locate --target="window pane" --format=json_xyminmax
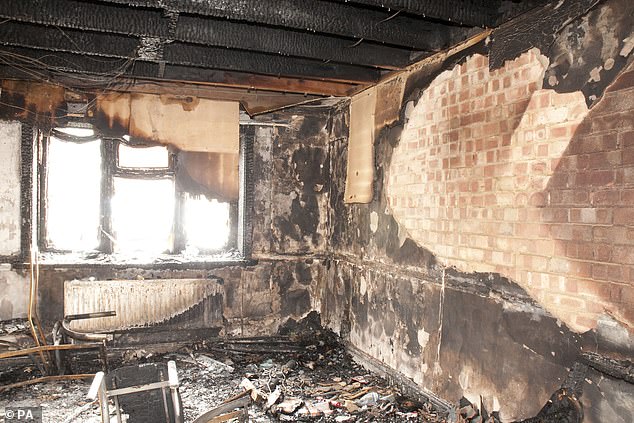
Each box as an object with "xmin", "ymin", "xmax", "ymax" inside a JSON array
[
  {"xmin": 184, "ymin": 195, "xmax": 231, "ymax": 252},
  {"xmin": 111, "ymin": 178, "xmax": 174, "ymax": 254},
  {"xmin": 46, "ymin": 137, "xmax": 101, "ymax": 251},
  {"xmin": 118, "ymin": 144, "xmax": 169, "ymax": 168}
]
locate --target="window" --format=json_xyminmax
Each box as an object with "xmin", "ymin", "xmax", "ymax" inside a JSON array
[{"xmin": 39, "ymin": 126, "xmax": 242, "ymax": 261}]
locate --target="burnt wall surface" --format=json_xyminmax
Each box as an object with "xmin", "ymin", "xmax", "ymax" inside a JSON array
[
  {"xmin": 320, "ymin": 0, "xmax": 634, "ymax": 421},
  {"xmin": 0, "ymin": 106, "xmax": 331, "ymax": 335}
]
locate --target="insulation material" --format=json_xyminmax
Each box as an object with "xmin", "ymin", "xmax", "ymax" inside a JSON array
[
  {"xmin": 344, "ymin": 87, "xmax": 376, "ymax": 203},
  {"xmin": 96, "ymin": 93, "xmax": 239, "ymax": 154},
  {"xmin": 64, "ymin": 278, "xmax": 224, "ymax": 331},
  {"xmin": 177, "ymin": 151, "xmax": 239, "ymax": 201}
]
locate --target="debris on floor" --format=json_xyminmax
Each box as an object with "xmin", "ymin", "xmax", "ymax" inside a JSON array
[
  {"xmin": 0, "ymin": 312, "xmax": 452, "ymax": 422},
  {"xmin": 457, "ymin": 397, "xmax": 501, "ymax": 423}
]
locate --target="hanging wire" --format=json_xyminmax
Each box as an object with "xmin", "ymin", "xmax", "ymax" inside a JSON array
[{"xmin": 0, "ymin": 48, "xmax": 138, "ymax": 124}]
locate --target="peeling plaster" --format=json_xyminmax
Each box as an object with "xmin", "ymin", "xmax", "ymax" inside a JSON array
[
  {"xmin": 0, "ymin": 120, "xmax": 21, "ymax": 255},
  {"xmin": 0, "ymin": 268, "xmax": 28, "ymax": 320}
]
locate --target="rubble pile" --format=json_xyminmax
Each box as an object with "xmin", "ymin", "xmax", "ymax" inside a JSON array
[
  {"xmin": 0, "ymin": 313, "xmax": 452, "ymax": 422},
  {"xmin": 457, "ymin": 397, "xmax": 501, "ymax": 423},
  {"xmin": 177, "ymin": 311, "xmax": 450, "ymax": 422}
]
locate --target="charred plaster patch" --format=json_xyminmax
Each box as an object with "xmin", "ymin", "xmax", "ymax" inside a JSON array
[
  {"xmin": 271, "ymin": 137, "xmax": 328, "ymax": 252},
  {"xmin": 281, "ymin": 288, "xmax": 311, "ymax": 317},
  {"xmin": 581, "ymin": 368, "xmax": 634, "ymax": 423},
  {"xmin": 273, "ymin": 263, "xmax": 295, "ymax": 294},
  {"xmin": 489, "ymin": 0, "xmax": 600, "ymax": 70},
  {"xmin": 0, "ymin": 81, "xmax": 66, "ymax": 127},
  {"xmin": 295, "ymin": 261, "xmax": 313, "ymax": 285},
  {"xmin": 298, "ymin": 115, "xmax": 327, "ymax": 139},
  {"xmin": 543, "ymin": 0, "xmax": 634, "ymax": 106}
]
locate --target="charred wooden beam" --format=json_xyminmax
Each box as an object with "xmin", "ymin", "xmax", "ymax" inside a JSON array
[
  {"xmin": 78, "ymin": 0, "xmax": 466, "ymax": 50},
  {"xmin": 0, "ymin": 25, "xmax": 379, "ymax": 84},
  {"xmin": 161, "ymin": 44, "xmax": 379, "ymax": 84},
  {"xmin": 0, "ymin": 22, "xmax": 139, "ymax": 59},
  {"xmin": 489, "ymin": 0, "xmax": 601, "ymax": 69},
  {"xmin": 0, "ymin": 47, "xmax": 362, "ymax": 96},
  {"xmin": 0, "ymin": 1, "xmax": 417, "ymax": 69},
  {"xmin": 175, "ymin": 16, "xmax": 417, "ymax": 70},
  {"xmin": 330, "ymin": 0, "xmax": 498, "ymax": 27}
]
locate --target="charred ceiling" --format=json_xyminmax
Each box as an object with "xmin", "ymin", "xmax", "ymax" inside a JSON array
[{"xmin": 0, "ymin": 0, "xmax": 549, "ymax": 102}]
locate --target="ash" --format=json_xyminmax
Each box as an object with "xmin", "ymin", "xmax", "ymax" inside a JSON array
[{"xmin": 0, "ymin": 313, "xmax": 448, "ymax": 422}]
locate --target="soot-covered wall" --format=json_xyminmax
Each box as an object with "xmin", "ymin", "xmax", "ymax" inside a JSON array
[
  {"xmin": 0, "ymin": 106, "xmax": 331, "ymax": 336},
  {"xmin": 320, "ymin": 0, "xmax": 634, "ymax": 421}
]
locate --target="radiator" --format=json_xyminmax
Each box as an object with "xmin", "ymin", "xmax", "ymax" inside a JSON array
[{"xmin": 64, "ymin": 278, "xmax": 224, "ymax": 332}]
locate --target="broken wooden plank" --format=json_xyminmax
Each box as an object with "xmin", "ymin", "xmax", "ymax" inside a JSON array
[{"xmin": 192, "ymin": 391, "xmax": 251, "ymax": 423}]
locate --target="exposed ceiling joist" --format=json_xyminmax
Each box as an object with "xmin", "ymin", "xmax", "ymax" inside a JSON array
[
  {"xmin": 0, "ymin": 0, "xmax": 543, "ymax": 110},
  {"xmin": 75, "ymin": 0, "xmax": 469, "ymax": 50},
  {"xmin": 0, "ymin": 23, "xmax": 379, "ymax": 85},
  {"xmin": 0, "ymin": 47, "xmax": 361, "ymax": 97},
  {"xmin": 330, "ymin": 0, "xmax": 498, "ymax": 27},
  {"xmin": 175, "ymin": 16, "xmax": 417, "ymax": 70},
  {"xmin": 0, "ymin": 0, "xmax": 418, "ymax": 70}
]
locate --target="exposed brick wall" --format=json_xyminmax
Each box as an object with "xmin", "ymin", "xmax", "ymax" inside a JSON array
[{"xmin": 387, "ymin": 49, "xmax": 634, "ymax": 333}]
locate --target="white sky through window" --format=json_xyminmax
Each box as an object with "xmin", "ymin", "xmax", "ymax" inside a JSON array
[
  {"xmin": 184, "ymin": 195, "xmax": 230, "ymax": 251},
  {"xmin": 111, "ymin": 178, "xmax": 175, "ymax": 254},
  {"xmin": 46, "ymin": 136, "xmax": 101, "ymax": 251}
]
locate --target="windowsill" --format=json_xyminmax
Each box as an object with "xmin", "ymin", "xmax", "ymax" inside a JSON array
[{"xmin": 26, "ymin": 251, "xmax": 256, "ymax": 269}]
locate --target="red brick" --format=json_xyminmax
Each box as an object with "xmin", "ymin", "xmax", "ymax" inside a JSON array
[
  {"xmin": 571, "ymin": 225, "xmax": 593, "ymax": 241},
  {"xmin": 590, "ymin": 190, "xmax": 620, "ymax": 206},
  {"xmin": 622, "ymin": 148, "xmax": 634, "ymax": 165},
  {"xmin": 592, "ymin": 263, "xmax": 609, "ymax": 280},
  {"xmin": 616, "ymin": 166, "xmax": 634, "ymax": 184},
  {"xmin": 591, "ymin": 112, "xmax": 634, "ymax": 133},
  {"xmin": 549, "ymin": 126, "xmax": 568, "ymax": 138},
  {"xmin": 607, "ymin": 266, "xmax": 624, "ymax": 282},
  {"xmin": 606, "ymin": 69, "xmax": 634, "ymax": 93},
  {"xmin": 529, "ymin": 192, "xmax": 547, "ymax": 207},
  {"xmin": 576, "ymin": 243, "xmax": 594, "ymax": 260},
  {"xmin": 556, "ymin": 156, "xmax": 577, "ymax": 171},
  {"xmin": 613, "ymin": 245, "xmax": 634, "ymax": 264},
  {"xmin": 613, "ymin": 208, "xmax": 634, "ymax": 226},
  {"xmin": 577, "ymin": 279, "xmax": 611, "ymax": 297},
  {"xmin": 588, "ymin": 151, "xmax": 622, "ymax": 169},
  {"xmin": 558, "ymin": 295, "xmax": 586, "ymax": 309},
  {"xmin": 570, "ymin": 261, "xmax": 593, "ymax": 278},
  {"xmin": 575, "ymin": 170, "xmax": 615, "ymax": 187},
  {"xmin": 570, "ymin": 134, "xmax": 618, "ymax": 154},
  {"xmin": 619, "ymin": 130, "xmax": 634, "ymax": 148},
  {"xmin": 574, "ymin": 315, "xmax": 598, "ymax": 330}
]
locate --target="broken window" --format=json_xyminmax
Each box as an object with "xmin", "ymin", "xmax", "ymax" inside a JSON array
[
  {"xmin": 43, "ymin": 128, "xmax": 101, "ymax": 251},
  {"xmin": 39, "ymin": 127, "xmax": 244, "ymax": 261}
]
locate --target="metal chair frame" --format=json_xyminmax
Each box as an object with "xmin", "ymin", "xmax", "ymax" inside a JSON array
[{"xmin": 87, "ymin": 360, "xmax": 184, "ymax": 423}]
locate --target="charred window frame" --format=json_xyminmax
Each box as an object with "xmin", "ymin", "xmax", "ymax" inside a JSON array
[
  {"xmin": 100, "ymin": 139, "xmax": 178, "ymax": 254},
  {"xmin": 37, "ymin": 126, "xmax": 252, "ymax": 261}
]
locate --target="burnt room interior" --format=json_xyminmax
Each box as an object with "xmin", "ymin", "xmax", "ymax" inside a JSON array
[{"xmin": 0, "ymin": 0, "xmax": 633, "ymax": 422}]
